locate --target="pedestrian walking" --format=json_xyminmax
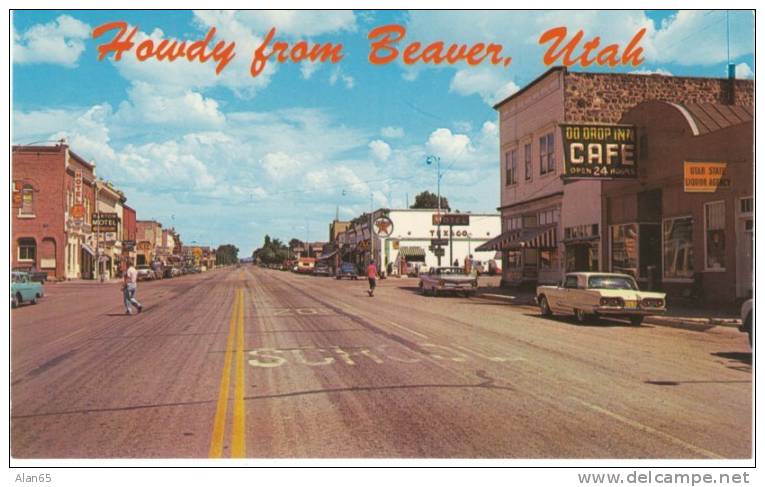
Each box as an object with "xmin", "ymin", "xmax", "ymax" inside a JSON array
[
  {"xmin": 123, "ymin": 258, "xmax": 143, "ymax": 315},
  {"xmin": 367, "ymin": 259, "xmax": 378, "ymax": 297}
]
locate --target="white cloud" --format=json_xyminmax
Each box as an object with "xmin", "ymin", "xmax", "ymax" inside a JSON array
[
  {"xmin": 215, "ymin": 10, "xmax": 357, "ymax": 37},
  {"xmin": 300, "ymin": 61, "xmax": 321, "ymax": 80},
  {"xmin": 114, "ymin": 81, "xmax": 226, "ymax": 129},
  {"xmin": 380, "ymin": 126, "xmax": 405, "ymax": 139},
  {"xmin": 450, "ymin": 68, "xmax": 520, "ymax": 106},
  {"xmin": 426, "ymin": 128, "xmax": 472, "ymax": 163},
  {"xmin": 629, "ymin": 68, "xmax": 673, "ymax": 76},
  {"xmin": 369, "ymin": 140, "xmax": 392, "ymax": 162},
  {"xmin": 13, "ymin": 14, "xmax": 90, "ymax": 67},
  {"xmin": 735, "ymin": 62, "xmax": 754, "ymax": 79},
  {"xmin": 262, "ymin": 152, "xmax": 303, "ymax": 180},
  {"xmin": 329, "ymin": 67, "xmax": 355, "ymax": 89}
]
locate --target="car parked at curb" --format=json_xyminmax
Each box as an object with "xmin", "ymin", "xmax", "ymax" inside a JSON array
[
  {"xmin": 135, "ymin": 265, "xmax": 156, "ymax": 281},
  {"xmin": 11, "ymin": 271, "xmax": 44, "ymax": 308},
  {"xmin": 536, "ymin": 272, "xmax": 666, "ymax": 325},
  {"xmin": 419, "ymin": 266, "xmax": 478, "ymax": 297},
  {"xmin": 313, "ymin": 262, "xmax": 331, "ymax": 276},
  {"xmin": 739, "ymin": 298, "xmax": 753, "ymax": 346},
  {"xmin": 12, "ymin": 266, "xmax": 47, "ymax": 284},
  {"xmin": 336, "ymin": 262, "xmax": 359, "ymax": 280}
]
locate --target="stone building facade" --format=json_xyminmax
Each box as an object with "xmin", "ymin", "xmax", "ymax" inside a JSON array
[{"xmin": 488, "ymin": 67, "xmax": 753, "ymax": 290}]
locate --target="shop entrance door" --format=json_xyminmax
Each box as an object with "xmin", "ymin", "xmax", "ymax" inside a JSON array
[{"xmin": 738, "ymin": 217, "xmax": 753, "ymax": 298}]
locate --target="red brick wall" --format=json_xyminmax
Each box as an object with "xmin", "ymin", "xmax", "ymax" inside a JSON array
[
  {"xmin": 12, "ymin": 146, "xmax": 97, "ymax": 279},
  {"xmin": 564, "ymin": 72, "xmax": 754, "ymax": 123},
  {"xmin": 12, "ymin": 147, "xmax": 66, "ymax": 278},
  {"xmin": 123, "ymin": 205, "xmax": 137, "ymax": 241}
]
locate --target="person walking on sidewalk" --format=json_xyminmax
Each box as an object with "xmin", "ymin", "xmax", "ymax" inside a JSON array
[
  {"xmin": 367, "ymin": 259, "xmax": 378, "ymax": 297},
  {"xmin": 123, "ymin": 258, "xmax": 143, "ymax": 315}
]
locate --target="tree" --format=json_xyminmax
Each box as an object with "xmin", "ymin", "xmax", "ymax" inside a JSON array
[
  {"xmin": 410, "ymin": 190, "xmax": 450, "ymax": 210},
  {"xmin": 216, "ymin": 244, "xmax": 239, "ymax": 266},
  {"xmin": 253, "ymin": 234, "xmax": 291, "ymax": 265}
]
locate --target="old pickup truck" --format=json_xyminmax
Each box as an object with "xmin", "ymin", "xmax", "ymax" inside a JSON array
[
  {"xmin": 536, "ymin": 272, "xmax": 666, "ymax": 325},
  {"xmin": 419, "ymin": 266, "xmax": 478, "ymax": 297}
]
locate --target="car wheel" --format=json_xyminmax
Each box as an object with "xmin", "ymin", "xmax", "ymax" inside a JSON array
[
  {"xmin": 30, "ymin": 295, "xmax": 37, "ymax": 305},
  {"xmin": 630, "ymin": 315, "xmax": 644, "ymax": 326},
  {"xmin": 574, "ymin": 308, "xmax": 589, "ymax": 323},
  {"xmin": 745, "ymin": 315, "xmax": 752, "ymax": 346},
  {"xmin": 12, "ymin": 294, "xmax": 20, "ymax": 308},
  {"xmin": 539, "ymin": 296, "xmax": 552, "ymax": 316}
]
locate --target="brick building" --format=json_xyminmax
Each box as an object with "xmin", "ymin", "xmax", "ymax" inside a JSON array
[
  {"xmin": 603, "ymin": 101, "xmax": 753, "ymax": 303},
  {"xmin": 12, "ymin": 143, "xmax": 98, "ymax": 280},
  {"xmin": 136, "ymin": 220, "xmax": 163, "ymax": 266},
  {"xmin": 122, "ymin": 205, "xmax": 137, "ymax": 267},
  {"xmin": 483, "ymin": 67, "xmax": 753, "ymax": 291}
]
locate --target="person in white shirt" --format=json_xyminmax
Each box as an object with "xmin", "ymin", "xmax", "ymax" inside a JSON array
[{"xmin": 123, "ymin": 259, "xmax": 143, "ymax": 315}]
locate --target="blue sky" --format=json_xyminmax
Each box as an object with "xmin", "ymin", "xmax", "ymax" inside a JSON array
[{"xmin": 12, "ymin": 10, "xmax": 754, "ymax": 254}]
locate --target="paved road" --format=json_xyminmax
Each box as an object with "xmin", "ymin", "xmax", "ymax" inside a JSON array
[{"xmin": 10, "ymin": 267, "xmax": 752, "ymax": 459}]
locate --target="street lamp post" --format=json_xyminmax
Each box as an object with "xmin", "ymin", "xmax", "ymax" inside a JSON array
[{"xmin": 426, "ymin": 155, "xmax": 443, "ymax": 266}]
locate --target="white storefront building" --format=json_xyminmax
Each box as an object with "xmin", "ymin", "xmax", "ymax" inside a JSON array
[{"xmin": 340, "ymin": 208, "xmax": 501, "ymax": 276}]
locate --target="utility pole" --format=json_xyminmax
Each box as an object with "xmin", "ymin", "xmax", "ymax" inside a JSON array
[
  {"xmin": 426, "ymin": 155, "xmax": 443, "ymax": 266},
  {"xmin": 369, "ymin": 193, "xmax": 375, "ymax": 265}
]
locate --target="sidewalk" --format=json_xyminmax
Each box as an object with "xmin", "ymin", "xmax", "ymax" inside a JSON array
[{"xmin": 474, "ymin": 282, "xmax": 742, "ymax": 329}]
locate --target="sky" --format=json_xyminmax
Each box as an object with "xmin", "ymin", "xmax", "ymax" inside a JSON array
[{"xmin": 11, "ymin": 10, "xmax": 755, "ymax": 255}]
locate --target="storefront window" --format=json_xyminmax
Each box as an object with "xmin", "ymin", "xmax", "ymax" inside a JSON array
[
  {"xmin": 662, "ymin": 217, "xmax": 694, "ymax": 279},
  {"xmin": 610, "ymin": 224, "xmax": 638, "ymax": 277},
  {"xmin": 507, "ymin": 251, "xmax": 522, "ymax": 269},
  {"xmin": 705, "ymin": 201, "xmax": 725, "ymax": 270},
  {"xmin": 539, "ymin": 250, "xmax": 553, "ymax": 269}
]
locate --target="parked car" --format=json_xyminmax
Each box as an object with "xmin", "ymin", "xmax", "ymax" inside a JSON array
[
  {"xmin": 313, "ymin": 262, "xmax": 331, "ymax": 276},
  {"xmin": 336, "ymin": 262, "xmax": 359, "ymax": 280},
  {"xmin": 739, "ymin": 298, "xmax": 753, "ymax": 346},
  {"xmin": 536, "ymin": 272, "xmax": 666, "ymax": 325},
  {"xmin": 12, "ymin": 266, "xmax": 47, "ymax": 284},
  {"xmin": 11, "ymin": 271, "xmax": 44, "ymax": 308},
  {"xmin": 136, "ymin": 265, "xmax": 156, "ymax": 281},
  {"xmin": 419, "ymin": 266, "xmax": 478, "ymax": 297}
]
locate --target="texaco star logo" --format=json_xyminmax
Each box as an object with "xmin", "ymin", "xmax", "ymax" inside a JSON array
[{"xmin": 373, "ymin": 217, "xmax": 394, "ymax": 237}]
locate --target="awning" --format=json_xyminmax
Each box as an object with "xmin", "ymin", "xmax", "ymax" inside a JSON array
[
  {"xmin": 476, "ymin": 225, "xmax": 557, "ymax": 252},
  {"xmin": 398, "ymin": 246, "xmax": 426, "ymax": 260},
  {"xmin": 317, "ymin": 250, "xmax": 339, "ymax": 261},
  {"xmin": 562, "ymin": 235, "xmax": 600, "ymax": 245},
  {"xmin": 81, "ymin": 243, "xmax": 95, "ymax": 257}
]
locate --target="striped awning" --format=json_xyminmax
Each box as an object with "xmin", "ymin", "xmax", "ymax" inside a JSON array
[
  {"xmin": 476, "ymin": 225, "xmax": 557, "ymax": 252},
  {"xmin": 398, "ymin": 246, "xmax": 426, "ymax": 258}
]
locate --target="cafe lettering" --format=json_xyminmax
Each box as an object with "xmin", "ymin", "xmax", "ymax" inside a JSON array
[{"xmin": 561, "ymin": 124, "xmax": 637, "ymax": 179}]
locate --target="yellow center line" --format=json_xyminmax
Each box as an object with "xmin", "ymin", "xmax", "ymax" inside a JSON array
[
  {"xmin": 231, "ymin": 288, "xmax": 247, "ymax": 457},
  {"xmin": 208, "ymin": 289, "xmax": 240, "ymax": 458}
]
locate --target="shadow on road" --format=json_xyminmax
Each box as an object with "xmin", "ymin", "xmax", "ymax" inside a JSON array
[
  {"xmin": 523, "ymin": 314, "xmax": 653, "ymax": 328},
  {"xmin": 711, "ymin": 351, "xmax": 752, "ymax": 366}
]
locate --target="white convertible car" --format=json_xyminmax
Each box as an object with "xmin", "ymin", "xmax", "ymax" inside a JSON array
[{"xmin": 536, "ymin": 272, "xmax": 666, "ymax": 325}]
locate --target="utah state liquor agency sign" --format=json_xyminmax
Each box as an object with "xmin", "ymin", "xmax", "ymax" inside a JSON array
[{"xmin": 561, "ymin": 123, "xmax": 637, "ymax": 179}]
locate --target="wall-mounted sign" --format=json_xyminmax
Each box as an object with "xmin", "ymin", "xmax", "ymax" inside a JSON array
[
  {"xmin": 92, "ymin": 212, "xmax": 119, "ymax": 233},
  {"xmin": 137, "ymin": 241, "xmax": 152, "ymax": 251},
  {"xmin": 561, "ymin": 124, "xmax": 637, "ymax": 179},
  {"xmin": 373, "ymin": 216, "xmax": 394, "ymax": 237},
  {"xmin": 684, "ymin": 162, "xmax": 731, "ymax": 193},
  {"xmin": 433, "ymin": 213, "xmax": 470, "ymax": 226}
]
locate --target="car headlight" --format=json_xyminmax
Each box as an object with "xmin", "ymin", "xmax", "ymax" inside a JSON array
[
  {"xmin": 600, "ymin": 297, "xmax": 624, "ymax": 307},
  {"xmin": 641, "ymin": 298, "xmax": 664, "ymax": 308}
]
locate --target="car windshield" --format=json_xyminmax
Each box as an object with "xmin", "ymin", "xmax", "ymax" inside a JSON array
[
  {"xmin": 588, "ymin": 275, "xmax": 638, "ymax": 290},
  {"xmin": 437, "ymin": 267, "xmax": 466, "ymax": 275}
]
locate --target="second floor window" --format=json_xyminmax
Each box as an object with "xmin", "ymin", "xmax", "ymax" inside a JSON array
[
  {"xmin": 524, "ymin": 143, "xmax": 532, "ymax": 180},
  {"xmin": 505, "ymin": 149, "xmax": 517, "ymax": 186},
  {"xmin": 20, "ymin": 185, "xmax": 34, "ymax": 215},
  {"xmin": 539, "ymin": 133, "xmax": 555, "ymax": 175}
]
